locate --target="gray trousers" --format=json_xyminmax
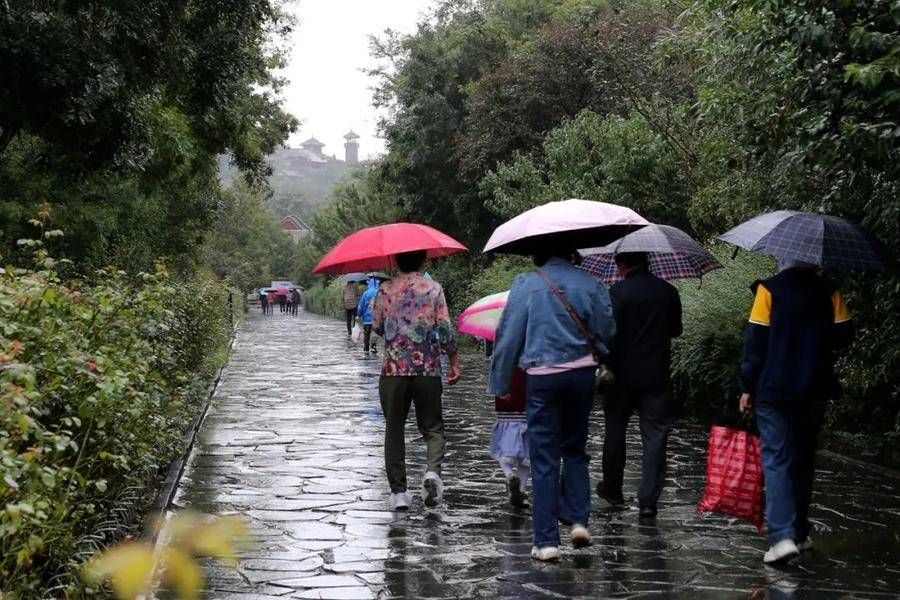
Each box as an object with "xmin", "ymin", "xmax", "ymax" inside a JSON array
[{"xmin": 379, "ymin": 376, "xmax": 445, "ymax": 493}]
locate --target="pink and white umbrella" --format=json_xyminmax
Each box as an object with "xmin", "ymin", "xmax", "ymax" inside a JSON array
[
  {"xmin": 457, "ymin": 291, "xmax": 509, "ymax": 342},
  {"xmin": 483, "ymin": 198, "xmax": 649, "ymax": 255}
]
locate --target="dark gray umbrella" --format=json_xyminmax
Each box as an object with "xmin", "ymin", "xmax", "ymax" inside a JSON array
[
  {"xmin": 342, "ymin": 272, "xmax": 369, "ymax": 283},
  {"xmin": 718, "ymin": 210, "xmax": 887, "ymax": 271},
  {"xmin": 579, "ymin": 224, "xmax": 721, "ymax": 283}
]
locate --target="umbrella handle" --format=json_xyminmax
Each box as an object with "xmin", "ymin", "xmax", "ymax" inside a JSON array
[{"xmin": 731, "ymin": 247, "xmax": 740, "ymax": 260}]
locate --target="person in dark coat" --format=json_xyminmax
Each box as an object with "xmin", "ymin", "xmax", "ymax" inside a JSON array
[
  {"xmin": 739, "ymin": 258, "xmax": 853, "ymax": 564},
  {"xmin": 599, "ymin": 252, "xmax": 682, "ymax": 520}
]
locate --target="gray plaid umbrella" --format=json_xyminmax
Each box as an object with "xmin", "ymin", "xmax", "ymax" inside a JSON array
[
  {"xmin": 718, "ymin": 210, "xmax": 887, "ymax": 271},
  {"xmin": 342, "ymin": 272, "xmax": 369, "ymax": 283},
  {"xmin": 579, "ymin": 224, "xmax": 721, "ymax": 283}
]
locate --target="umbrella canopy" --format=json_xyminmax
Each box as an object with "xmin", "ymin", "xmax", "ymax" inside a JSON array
[
  {"xmin": 580, "ymin": 224, "xmax": 722, "ymax": 283},
  {"xmin": 342, "ymin": 272, "xmax": 369, "ymax": 283},
  {"xmin": 366, "ymin": 272, "xmax": 391, "ymax": 281},
  {"xmin": 718, "ymin": 210, "xmax": 887, "ymax": 271},
  {"xmin": 483, "ymin": 198, "xmax": 649, "ymax": 255},
  {"xmin": 457, "ymin": 291, "xmax": 509, "ymax": 342},
  {"xmin": 276, "ymin": 287, "xmax": 290, "ymax": 295},
  {"xmin": 312, "ymin": 223, "xmax": 468, "ymax": 275}
]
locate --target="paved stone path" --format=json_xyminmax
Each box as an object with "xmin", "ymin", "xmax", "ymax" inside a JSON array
[{"xmin": 174, "ymin": 308, "xmax": 900, "ymax": 599}]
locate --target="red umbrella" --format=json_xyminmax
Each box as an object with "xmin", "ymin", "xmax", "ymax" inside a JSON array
[{"xmin": 312, "ymin": 223, "xmax": 468, "ymax": 275}]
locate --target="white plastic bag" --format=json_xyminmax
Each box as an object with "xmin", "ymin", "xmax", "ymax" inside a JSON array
[{"xmin": 351, "ymin": 323, "xmax": 362, "ymax": 343}]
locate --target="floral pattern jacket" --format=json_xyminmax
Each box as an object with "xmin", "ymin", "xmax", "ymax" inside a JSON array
[{"xmin": 372, "ymin": 272, "xmax": 457, "ymax": 377}]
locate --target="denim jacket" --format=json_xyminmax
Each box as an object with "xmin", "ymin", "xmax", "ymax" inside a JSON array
[{"xmin": 487, "ymin": 258, "xmax": 616, "ymax": 396}]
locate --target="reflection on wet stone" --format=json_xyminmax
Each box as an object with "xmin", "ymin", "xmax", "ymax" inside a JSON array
[{"xmin": 175, "ymin": 310, "xmax": 900, "ymax": 599}]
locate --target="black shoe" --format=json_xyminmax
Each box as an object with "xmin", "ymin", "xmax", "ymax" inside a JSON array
[
  {"xmin": 639, "ymin": 506, "xmax": 657, "ymax": 521},
  {"xmin": 508, "ymin": 476, "xmax": 528, "ymax": 509},
  {"xmin": 596, "ymin": 483, "xmax": 625, "ymax": 507}
]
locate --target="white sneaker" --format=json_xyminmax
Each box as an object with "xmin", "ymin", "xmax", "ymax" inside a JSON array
[
  {"xmin": 764, "ymin": 539, "xmax": 800, "ymax": 564},
  {"xmin": 389, "ymin": 492, "xmax": 411, "ymax": 511},
  {"xmin": 796, "ymin": 537, "xmax": 813, "ymax": 552},
  {"xmin": 422, "ymin": 471, "xmax": 443, "ymax": 507},
  {"xmin": 569, "ymin": 523, "xmax": 591, "ymax": 547},
  {"xmin": 530, "ymin": 546, "xmax": 561, "ymax": 562}
]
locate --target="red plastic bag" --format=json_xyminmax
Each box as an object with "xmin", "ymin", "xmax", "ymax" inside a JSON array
[{"xmin": 696, "ymin": 425, "xmax": 764, "ymax": 531}]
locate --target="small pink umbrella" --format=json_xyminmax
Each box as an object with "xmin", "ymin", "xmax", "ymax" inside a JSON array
[
  {"xmin": 484, "ymin": 198, "xmax": 649, "ymax": 255},
  {"xmin": 457, "ymin": 291, "xmax": 509, "ymax": 341}
]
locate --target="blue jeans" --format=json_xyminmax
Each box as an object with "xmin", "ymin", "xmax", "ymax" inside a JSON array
[
  {"xmin": 755, "ymin": 402, "xmax": 824, "ymax": 545},
  {"xmin": 526, "ymin": 368, "xmax": 594, "ymax": 548}
]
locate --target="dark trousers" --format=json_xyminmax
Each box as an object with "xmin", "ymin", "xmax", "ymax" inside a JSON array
[
  {"xmin": 379, "ymin": 376, "xmax": 445, "ymax": 493},
  {"xmin": 602, "ymin": 388, "xmax": 673, "ymax": 508},
  {"xmin": 526, "ymin": 368, "xmax": 594, "ymax": 547},
  {"xmin": 345, "ymin": 309, "xmax": 355, "ymax": 335},
  {"xmin": 756, "ymin": 402, "xmax": 824, "ymax": 544},
  {"xmin": 363, "ymin": 324, "xmax": 373, "ymax": 352}
]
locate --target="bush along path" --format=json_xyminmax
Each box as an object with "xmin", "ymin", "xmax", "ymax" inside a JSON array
[
  {"xmin": 174, "ymin": 308, "xmax": 900, "ymax": 599},
  {"xmin": 0, "ymin": 229, "xmax": 240, "ymax": 596}
]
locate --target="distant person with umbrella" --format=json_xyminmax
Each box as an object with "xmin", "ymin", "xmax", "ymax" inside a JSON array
[
  {"xmin": 597, "ymin": 251, "xmax": 682, "ymax": 521},
  {"xmin": 291, "ymin": 288, "xmax": 301, "ymax": 316},
  {"xmin": 719, "ymin": 210, "xmax": 883, "ymax": 564},
  {"xmin": 356, "ymin": 277, "xmax": 380, "ymax": 355},
  {"xmin": 343, "ymin": 278, "xmax": 363, "ymax": 335}
]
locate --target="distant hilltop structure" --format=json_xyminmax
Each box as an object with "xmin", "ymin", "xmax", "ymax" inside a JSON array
[
  {"xmin": 281, "ymin": 131, "xmax": 360, "ymax": 169},
  {"xmin": 218, "ymin": 128, "xmax": 364, "ymax": 220}
]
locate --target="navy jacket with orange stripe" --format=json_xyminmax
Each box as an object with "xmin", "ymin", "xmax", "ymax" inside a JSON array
[{"xmin": 740, "ymin": 268, "xmax": 854, "ymax": 403}]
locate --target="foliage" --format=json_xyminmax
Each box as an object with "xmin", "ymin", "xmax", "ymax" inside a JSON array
[
  {"xmin": 671, "ymin": 249, "xmax": 774, "ymax": 417},
  {"xmin": 0, "ymin": 215, "xmax": 238, "ymax": 596},
  {"xmin": 0, "ymin": 0, "xmax": 295, "ymax": 179},
  {"xmin": 199, "ymin": 183, "xmax": 299, "ymax": 292},
  {"xmin": 483, "ymin": 109, "xmax": 695, "ymax": 231},
  {"xmin": 0, "ymin": 0, "xmax": 297, "ymax": 276},
  {"xmin": 459, "ymin": 2, "xmax": 688, "ymax": 178},
  {"xmin": 302, "ymin": 279, "xmax": 345, "ymax": 319},
  {"xmin": 84, "ymin": 511, "xmax": 250, "ymax": 600}
]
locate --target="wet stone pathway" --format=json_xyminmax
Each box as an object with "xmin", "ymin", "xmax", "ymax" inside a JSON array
[{"xmin": 174, "ymin": 308, "xmax": 900, "ymax": 599}]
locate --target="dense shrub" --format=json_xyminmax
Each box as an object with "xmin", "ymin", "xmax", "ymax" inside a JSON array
[
  {"xmin": 0, "ymin": 253, "xmax": 239, "ymax": 595},
  {"xmin": 302, "ymin": 279, "xmax": 344, "ymax": 319},
  {"xmin": 671, "ymin": 249, "xmax": 773, "ymax": 420}
]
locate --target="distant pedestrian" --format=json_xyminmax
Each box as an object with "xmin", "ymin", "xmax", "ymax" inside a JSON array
[
  {"xmin": 491, "ymin": 367, "xmax": 529, "ymax": 509},
  {"xmin": 291, "ymin": 288, "xmax": 301, "ymax": 315},
  {"xmin": 266, "ymin": 290, "xmax": 277, "ymax": 315},
  {"xmin": 373, "ymin": 250, "xmax": 461, "ymax": 511},
  {"xmin": 599, "ymin": 252, "xmax": 682, "ymax": 521},
  {"xmin": 343, "ymin": 281, "xmax": 362, "ymax": 336},
  {"xmin": 739, "ymin": 259, "xmax": 853, "ymax": 564},
  {"xmin": 278, "ymin": 292, "xmax": 287, "ymax": 314},
  {"xmin": 489, "ymin": 246, "xmax": 615, "ymax": 562},
  {"xmin": 356, "ymin": 277, "xmax": 380, "ymax": 355},
  {"xmin": 260, "ymin": 291, "xmax": 269, "ymax": 315}
]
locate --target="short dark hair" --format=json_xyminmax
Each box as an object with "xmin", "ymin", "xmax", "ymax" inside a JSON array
[
  {"xmin": 615, "ymin": 251, "xmax": 650, "ymax": 269},
  {"xmin": 396, "ymin": 250, "xmax": 427, "ymax": 273},
  {"xmin": 532, "ymin": 245, "xmax": 578, "ymax": 267}
]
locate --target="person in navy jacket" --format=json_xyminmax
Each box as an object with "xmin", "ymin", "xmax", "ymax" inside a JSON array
[{"xmin": 739, "ymin": 258, "xmax": 854, "ymax": 564}]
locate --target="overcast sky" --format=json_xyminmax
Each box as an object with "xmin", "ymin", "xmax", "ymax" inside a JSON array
[{"xmin": 278, "ymin": 0, "xmax": 429, "ymax": 160}]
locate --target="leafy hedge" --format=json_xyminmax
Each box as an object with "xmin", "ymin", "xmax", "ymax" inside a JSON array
[
  {"xmin": 0, "ymin": 260, "xmax": 239, "ymax": 596},
  {"xmin": 302, "ymin": 279, "xmax": 344, "ymax": 319}
]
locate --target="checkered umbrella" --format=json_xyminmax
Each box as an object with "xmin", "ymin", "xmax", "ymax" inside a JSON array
[
  {"xmin": 718, "ymin": 210, "xmax": 887, "ymax": 271},
  {"xmin": 579, "ymin": 224, "xmax": 721, "ymax": 283}
]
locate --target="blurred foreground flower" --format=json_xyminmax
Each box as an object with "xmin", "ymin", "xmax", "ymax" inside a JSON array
[{"xmin": 84, "ymin": 511, "xmax": 250, "ymax": 599}]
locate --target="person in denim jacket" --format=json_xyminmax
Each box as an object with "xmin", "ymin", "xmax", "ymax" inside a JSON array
[{"xmin": 488, "ymin": 248, "xmax": 615, "ymax": 561}]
